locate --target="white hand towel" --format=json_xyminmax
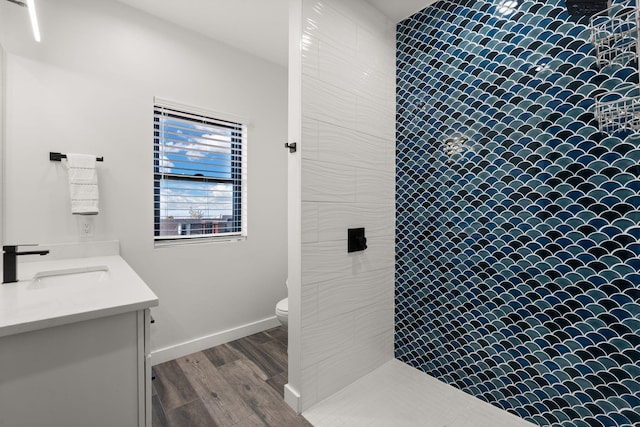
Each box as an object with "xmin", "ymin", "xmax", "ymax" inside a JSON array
[{"xmin": 65, "ymin": 153, "xmax": 99, "ymax": 215}]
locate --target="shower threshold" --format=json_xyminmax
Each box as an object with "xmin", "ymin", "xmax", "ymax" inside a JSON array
[{"xmin": 304, "ymin": 359, "xmax": 536, "ymax": 427}]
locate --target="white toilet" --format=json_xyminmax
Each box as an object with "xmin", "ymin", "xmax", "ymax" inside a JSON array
[
  {"xmin": 275, "ymin": 297, "xmax": 288, "ymax": 327},
  {"xmin": 275, "ymin": 280, "xmax": 288, "ymax": 327}
]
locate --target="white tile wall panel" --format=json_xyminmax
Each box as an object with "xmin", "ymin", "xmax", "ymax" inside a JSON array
[
  {"xmin": 297, "ymin": 0, "xmax": 395, "ymax": 411},
  {"xmin": 302, "ymin": 159, "xmax": 355, "ymax": 203},
  {"xmin": 356, "ymin": 92, "xmax": 396, "ymax": 140},
  {"xmin": 353, "ymin": 294, "xmax": 395, "ymax": 341},
  {"xmin": 314, "ymin": 330, "xmax": 393, "ymax": 403},
  {"xmin": 302, "ymin": 75, "xmax": 357, "ymax": 129},
  {"xmin": 300, "ymin": 364, "xmax": 318, "ymax": 411},
  {"xmin": 317, "ymin": 37, "xmax": 359, "ymax": 91},
  {"xmin": 309, "ymin": 120, "xmax": 394, "ymax": 171},
  {"xmin": 303, "ymin": 1, "xmax": 357, "ymax": 47},
  {"xmin": 302, "ymin": 236, "xmax": 394, "ymax": 286},
  {"xmin": 355, "ymin": 168, "xmax": 394, "ymax": 204},
  {"xmin": 301, "ymin": 310, "xmax": 356, "ymax": 368},
  {"xmin": 316, "ymin": 267, "xmax": 394, "ymax": 322},
  {"xmin": 356, "ymin": 74, "xmax": 395, "ymax": 111},
  {"xmin": 356, "ymin": 31, "xmax": 395, "ymax": 97},
  {"xmin": 301, "ymin": 202, "xmax": 319, "ymax": 243},
  {"xmin": 356, "ymin": 27, "xmax": 395, "ymax": 68},
  {"xmin": 317, "ymin": 202, "xmax": 394, "ymax": 242},
  {"xmin": 356, "ymin": 74, "xmax": 395, "ymax": 116},
  {"xmin": 301, "ymin": 116, "xmax": 319, "ymax": 161},
  {"xmin": 350, "ymin": 135, "xmax": 395, "ymax": 172},
  {"xmin": 301, "ymin": 281, "xmax": 318, "ymax": 328},
  {"xmin": 301, "ymin": 32, "xmax": 319, "ymax": 79},
  {"xmin": 327, "ymin": 0, "xmax": 390, "ymax": 35},
  {"xmin": 306, "ymin": 119, "xmax": 359, "ymax": 166}
]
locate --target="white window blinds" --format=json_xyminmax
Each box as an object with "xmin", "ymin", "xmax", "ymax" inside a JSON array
[{"xmin": 154, "ymin": 101, "xmax": 247, "ymax": 241}]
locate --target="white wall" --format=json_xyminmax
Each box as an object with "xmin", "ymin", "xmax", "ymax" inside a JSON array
[
  {"xmin": 290, "ymin": 0, "xmax": 396, "ymax": 411},
  {"xmin": 0, "ymin": 0, "xmax": 288, "ymax": 362},
  {"xmin": 0, "ymin": 45, "xmax": 4, "ymax": 274}
]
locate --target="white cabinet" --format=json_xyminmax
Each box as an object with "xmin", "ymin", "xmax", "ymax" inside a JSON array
[
  {"xmin": 0, "ymin": 244, "xmax": 158, "ymax": 427},
  {"xmin": 0, "ymin": 308, "xmax": 152, "ymax": 427}
]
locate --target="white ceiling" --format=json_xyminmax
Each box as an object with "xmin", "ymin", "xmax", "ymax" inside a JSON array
[
  {"xmin": 366, "ymin": 0, "xmax": 438, "ymax": 22},
  {"xmin": 116, "ymin": 0, "xmax": 436, "ymax": 67}
]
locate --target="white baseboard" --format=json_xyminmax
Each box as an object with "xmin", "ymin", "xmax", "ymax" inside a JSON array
[
  {"xmin": 284, "ymin": 383, "xmax": 301, "ymax": 413},
  {"xmin": 150, "ymin": 316, "xmax": 281, "ymax": 365}
]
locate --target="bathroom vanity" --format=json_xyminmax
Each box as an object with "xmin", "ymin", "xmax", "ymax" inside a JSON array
[{"xmin": 0, "ymin": 241, "xmax": 158, "ymax": 427}]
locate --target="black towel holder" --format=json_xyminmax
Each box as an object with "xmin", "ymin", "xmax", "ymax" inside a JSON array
[{"xmin": 50, "ymin": 152, "xmax": 104, "ymax": 162}]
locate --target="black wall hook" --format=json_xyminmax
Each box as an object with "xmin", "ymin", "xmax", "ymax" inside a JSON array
[{"xmin": 285, "ymin": 142, "xmax": 297, "ymax": 153}]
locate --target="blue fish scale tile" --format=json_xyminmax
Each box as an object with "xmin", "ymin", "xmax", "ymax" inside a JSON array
[{"xmin": 396, "ymin": 0, "xmax": 640, "ymax": 426}]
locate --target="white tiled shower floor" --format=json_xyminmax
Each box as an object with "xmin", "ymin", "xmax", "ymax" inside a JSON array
[{"xmin": 303, "ymin": 359, "xmax": 536, "ymax": 427}]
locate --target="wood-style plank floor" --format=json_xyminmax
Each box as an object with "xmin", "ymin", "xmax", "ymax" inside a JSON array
[{"xmin": 152, "ymin": 326, "xmax": 313, "ymax": 427}]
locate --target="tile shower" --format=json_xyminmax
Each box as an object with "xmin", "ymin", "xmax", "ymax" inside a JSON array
[{"xmin": 395, "ymin": 1, "xmax": 640, "ymax": 427}]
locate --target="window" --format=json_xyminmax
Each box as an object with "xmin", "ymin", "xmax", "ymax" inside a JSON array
[{"xmin": 154, "ymin": 100, "xmax": 247, "ymax": 243}]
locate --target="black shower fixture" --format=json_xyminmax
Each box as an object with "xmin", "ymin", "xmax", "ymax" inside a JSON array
[
  {"xmin": 347, "ymin": 228, "xmax": 367, "ymax": 253},
  {"xmin": 565, "ymin": 0, "xmax": 609, "ymax": 17}
]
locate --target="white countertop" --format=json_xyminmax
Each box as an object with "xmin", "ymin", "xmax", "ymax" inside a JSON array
[{"xmin": 0, "ymin": 253, "xmax": 158, "ymax": 338}]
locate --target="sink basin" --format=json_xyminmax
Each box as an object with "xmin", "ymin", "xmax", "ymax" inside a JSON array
[{"xmin": 28, "ymin": 265, "xmax": 109, "ymax": 289}]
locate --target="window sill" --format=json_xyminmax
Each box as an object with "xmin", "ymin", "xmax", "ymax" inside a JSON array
[{"xmin": 154, "ymin": 235, "xmax": 246, "ymax": 248}]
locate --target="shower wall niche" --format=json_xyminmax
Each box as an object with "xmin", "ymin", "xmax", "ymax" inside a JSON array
[{"xmin": 395, "ymin": 0, "xmax": 640, "ymax": 426}]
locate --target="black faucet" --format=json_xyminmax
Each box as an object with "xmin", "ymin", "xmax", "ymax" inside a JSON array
[{"xmin": 3, "ymin": 245, "xmax": 50, "ymax": 284}]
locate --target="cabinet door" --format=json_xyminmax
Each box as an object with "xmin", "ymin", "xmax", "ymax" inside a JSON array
[
  {"xmin": 137, "ymin": 309, "xmax": 152, "ymax": 427},
  {"xmin": 0, "ymin": 312, "xmax": 139, "ymax": 427}
]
